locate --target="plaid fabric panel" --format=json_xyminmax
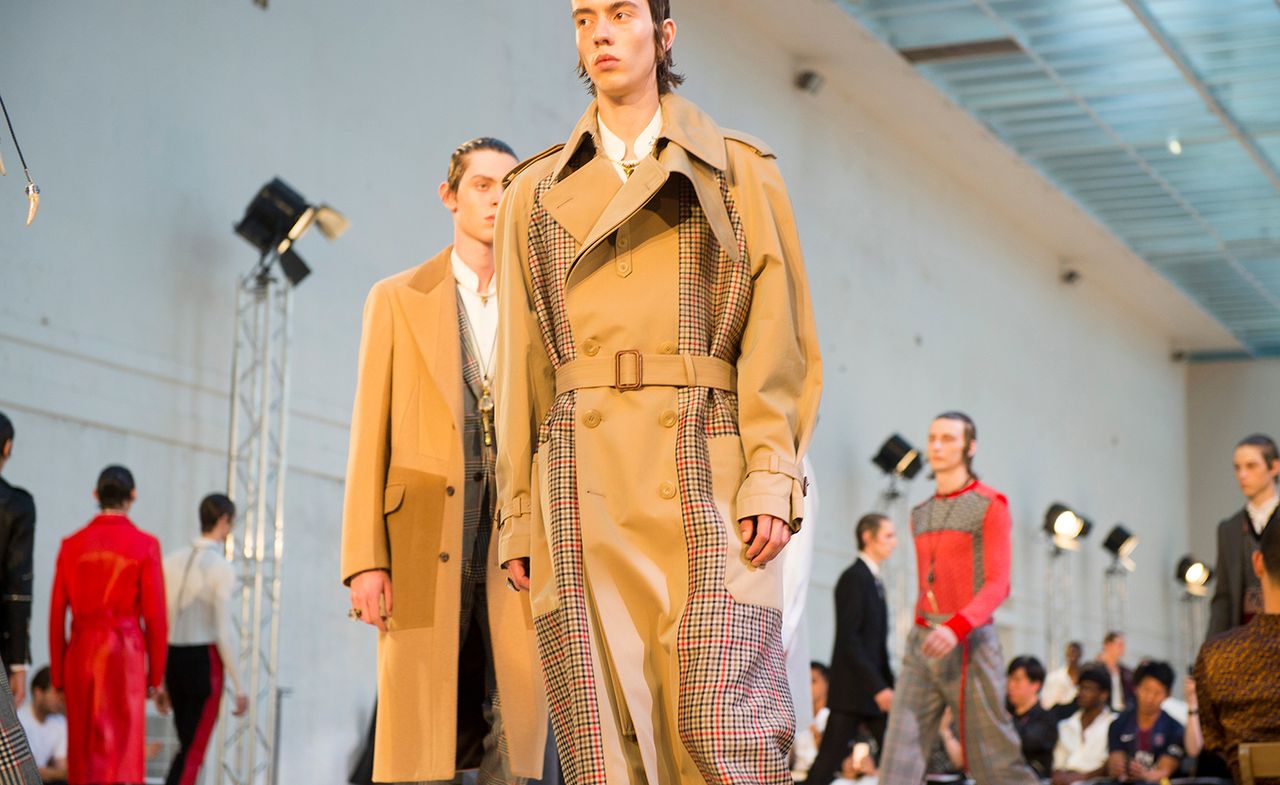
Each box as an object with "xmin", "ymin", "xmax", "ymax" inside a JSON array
[
  {"xmin": 673, "ymin": 175, "xmax": 793, "ymax": 784},
  {"xmin": 525, "ymin": 173, "xmax": 607, "ymax": 785},
  {"xmin": 0, "ymin": 670, "xmax": 38, "ymax": 785},
  {"xmin": 457, "ymin": 293, "xmax": 496, "ymax": 593},
  {"xmin": 912, "ymin": 493, "xmax": 994, "ymax": 596}
]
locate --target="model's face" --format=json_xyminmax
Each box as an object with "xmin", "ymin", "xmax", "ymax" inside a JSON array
[
  {"xmin": 810, "ymin": 667, "xmax": 828, "ymax": 711},
  {"xmin": 863, "ymin": 519, "xmax": 898, "ymax": 563},
  {"xmin": 1135, "ymin": 677, "xmax": 1168, "ymax": 714},
  {"xmin": 442, "ymin": 150, "xmax": 517, "ymax": 247},
  {"xmin": 1006, "ymin": 668, "xmax": 1040, "ymax": 707},
  {"xmin": 1076, "ymin": 680, "xmax": 1105, "ymax": 711},
  {"xmin": 1234, "ymin": 445, "xmax": 1278, "ymax": 500},
  {"xmin": 572, "ymin": 0, "xmax": 672, "ymax": 101},
  {"xmin": 927, "ymin": 418, "xmax": 972, "ymax": 475}
]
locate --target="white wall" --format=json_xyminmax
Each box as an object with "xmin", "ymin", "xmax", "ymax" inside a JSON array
[{"xmin": 1, "ymin": 1, "xmax": 1228, "ymax": 781}]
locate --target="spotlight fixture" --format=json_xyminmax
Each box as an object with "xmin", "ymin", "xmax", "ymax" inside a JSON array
[
  {"xmin": 872, "ymin": 434, "xmax": 923, "ymax": 480},
  {"xmin": 1043, "ymin": 503, "xmax": 1092, "ymax": 550},
  {"xmin": 234, "ymin": 177, "xmax": 348, "ymax": 286},
  {"xmin": 1103, "ymin": 525, "xmax": 1138, "ymax": 572},
  {"xmin": 795, "ymin": 70, "xmax": 825, "ymax": 95},
  {"xmin": 1167, "ymin": 134, "xmax": 1183, "ymax": 156},
  {"xmin": 1175, "ymin": 556, "xmax": 1213, "ymax": 596}
]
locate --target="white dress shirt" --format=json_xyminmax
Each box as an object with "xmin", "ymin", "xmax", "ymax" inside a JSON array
[
  {"xmin": 451, "ymin": 249, "xmax": 498, "ymax": 373},
  {"xmin": 1246, "ymin": 492, "xmax": 1278, "ymax": 536},
  {"xmin": 163, "ymin": 538, "xmax": 242, "ymax": 693},
  {"xmin": 1041, "ymin": 665, "xmax": 1078, "ymax": 709},
  {"xmin": 17, "ymin": 702, "xmax": 67, "ymax": 767},
  {"xmin": 598, "ymin": 107, "xmax": 663, "ymax": 182},
  {"xmin": 1053, "ymin": 708, "xmax": 1114, "ymax": 774}
]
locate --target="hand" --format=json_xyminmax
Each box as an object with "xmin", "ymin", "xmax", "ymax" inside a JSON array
[
  {"xmin": 8, "ymin": 668, "xmax": 25, "ymax": 708},
  {"xmin": 737, "ymin": 514, "xmax": 791, "ymax": 567},
  {"xmin": 153, "ymin": 688, "xmax": 172, "ymax": 715},
  {"xmin": 921, "ymin": 625, "xmax": 958, "ymax": 658},
  {"xmin": 233, "ymin": 693, "xmax": 249, "ymax": 717},
  {"xmin": 1126, "ymin": 758, "xmax": 1152, "ymax": 780},
  {"xmin": 874, "ymin": 687, "xmax": 894, "ymax": 713},
  {"xmin": 1184, "ymin": 676, "xmax": 1197, "ymax": 710},
  {"xmin": 349, "ymin": 570, "xmax": 393, "ymax": 632},
  {"xmin": 505, "ymin": 558, "xmax": 531, "ymax": 592}
]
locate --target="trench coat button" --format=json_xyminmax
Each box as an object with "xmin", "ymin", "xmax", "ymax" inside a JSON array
[
  {"xmin": 617, "ymin": 259, "xmax": 633, "ymax": 276},
  {"xmin": 439, "ymin": 552, "xmax": 450, "ymax": 563},
  {"xmin": 473, "ymin": 471, "xmax": 484, "ymax": 482},
  {"xmin": 659, "ymin": 410, "xmax": 677, "ymax": 428},
  {"xmin": 617, "ymin": 234, "xmax": 629, "ymax": 250},
  {"xmin": 446, "ymin": 486, "xmax": 456, "ymax": 496},
  {"xmin": 658, "ymin": 342, "xmax": 677, "ymax": 355},
  {"xmin": 583, "ymin": 410, "xmax": 603, "ymax": 428},
  {"xmin": 659, "ymin": 481, "xmax": 677, "ymax": 499},
  {"xmin": 582, "ymin": 339, "xmax": 601, "ymax": 357}
]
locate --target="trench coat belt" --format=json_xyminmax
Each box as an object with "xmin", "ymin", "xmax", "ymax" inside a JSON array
[{"xmin": 555, "ymin": 351, "xmax": 737, "ymax": 394}]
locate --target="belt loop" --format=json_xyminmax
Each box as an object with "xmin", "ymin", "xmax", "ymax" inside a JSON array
[{"xmin": 681, "ymin": 354, "xmax": 697, "ymax": 386}]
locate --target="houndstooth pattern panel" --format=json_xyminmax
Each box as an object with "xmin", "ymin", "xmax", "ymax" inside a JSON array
[{"xmin": 0, "ymin": 670, "xmax": 38, "ymax": 785}]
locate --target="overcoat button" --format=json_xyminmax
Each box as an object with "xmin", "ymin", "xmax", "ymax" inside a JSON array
[
  {"xmin": 583, "ymin": 339, "xmax": 601, "ymax": 356},
  {"xmin": 473, "ymin": 471, "xmax": 484, "ymax": 481},
  {"xmin": 583, "ymin": 410, "xmax": 603, "ymax": 428},
  {"xmin": 659, "ymin": 482, "xmax": 677, "ymax": 499},
  {"xmin": 439, "ymin": 552, "xmax": 450, "ymax": 563},
  {"xmin": 446, "ymin": 486, "xmax": 456, "ymax": 496},
  {"xmin": 658, "ymin": 342, "xmax": 677, "ymax": 355},
  {"xmin": 659, "ymin": 411, "xmax": 677, "ymax": 428},
  {"xmin": 617, "ymin": 259, "xmax": 633, "ymax": 276}
]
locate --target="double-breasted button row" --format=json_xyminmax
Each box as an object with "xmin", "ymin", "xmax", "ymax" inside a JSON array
[
  {"xmin": 657, "ymin": 342, "xmax": 676, "ymax": 355},
  {"xmin": 659, "ymin": 410, "xmax": 677, "ymax": 428},
  {"xmin": 446, "ymin": 486, "xmax": 456, "ymax": 496},
  {"xmin": 439, "ymin": 552, "xmax": 450, "ymax": 563},
  {"xmin": 658, "ymin": 482, "xmax": 677, "ymax": 500},
  {"xmin": 582, "ymin": 339, "xmax": 601, "ymax": 356},
  {"xmin": 583, "ymin": 410, "xmax": 603, "ymax": 428}
]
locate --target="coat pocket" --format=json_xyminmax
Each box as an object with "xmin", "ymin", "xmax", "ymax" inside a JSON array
[
  {"xmin": 529, "ymin": 447, "xmax": 560, "ymax": 617},
  {"xmin": 385, "ymin": 465, "xmax": 447, "ymax": 630},
  {"xmin": 709, "ymin": 435, "xmax": 783, "ymax": 611}
]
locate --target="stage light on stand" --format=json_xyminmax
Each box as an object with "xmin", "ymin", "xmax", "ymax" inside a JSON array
[
  {"xmin": 872, "ymin": 434, "xmax": 923, "ymax": 483},
  {"xmin": 871, "ymin": 433, "xmax": 923, "ymax": 670},
  {"xmin": 234, "ymin": 177, "xmax": 348, "ymax": 288},
  {"xmin": 1102, "ymin": 524, "xmax": 1138, "ymax": 634},
  {"xmin": 1103, "ymin": 525, "xmax": 1138, "ymax": 572},
  {"xmin": 1176, "ymin": 556, "xmax": 1213, "ymax": 596},
  {"xmin": 1044, "ymin": 503, "xmax": 1092, "ymax": 551},
  {"xmin": 1175, "ymin": 554, "xmax": 1214, "ymax": 690},
  {"xmin": 1043, "ymin": 502, "xmax": 1092, "ymax": 675}
]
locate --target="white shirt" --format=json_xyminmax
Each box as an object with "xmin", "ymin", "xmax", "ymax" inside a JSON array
[
  {"xmin": 790, "ymin": 706, "xmax": 829, "ymax": 780},
  {"xmin": 1041, "ymin": 665, "xmax": 1078, "ymax": 709},
  {"xmin": 598, "ymin": 107, "xmax": 663, "ymax": 182},
  {"xmin": 1053, "ymin": 708, "xmax": 1114, "ymax": 774},
  {"xmin": 451, "ymin": 249, "xmax": 498, "ymax": 374},
  {"xmin": 1246, "ymin": 493, "xmax": 1278, "ymax": 536},
  {"xmin": 17, "ymin": 703, "xmax": 67, "ymax": 767},
  {"xmin": 163, "ymin": 538, "xmax": 242, "ymax": 693}
]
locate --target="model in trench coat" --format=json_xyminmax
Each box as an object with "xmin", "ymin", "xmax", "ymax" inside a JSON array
[
  {"xmin": 340, "ymin": 248, "xmax": 547, "ymax": 783},
  {"xmin": 495, "ymin": 92, "xmax": 822, "ymax": 784}
]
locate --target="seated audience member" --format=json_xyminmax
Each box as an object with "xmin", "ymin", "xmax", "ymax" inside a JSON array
[
  {"xmin": 1194, "ymin": 514, "xmax": 1280, "ymax": 783},
  {"xmin": 793, "ymin": 662, "xmax": 832, "ymax": 780},
  {"xmin": 926, "ymin": 707, "xmax": 966, "ymax": 782},
  {"xmin": 16, "ymin": 666, "xmax": 68, "ymax": 784},
  {"xmin": 1106, "ymin": 661, "xmax": 1184, "ymax": 782},
  {"xmin": 1041, "ymin": 641, "xmax": 1082, "ymax": 710},
  {"xmin": 1051, "ymin": 665, "xmax": 1114, "ymax": 784},
  {"xmin": 1006, "ymin": 655, "xmax": 1057, "ymax": 778},
  {"xmin": 1095, "ymin": 631, "xmax": 1135, "ymax": 712}
]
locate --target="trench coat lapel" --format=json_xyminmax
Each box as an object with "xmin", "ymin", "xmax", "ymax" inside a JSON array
[
  {"xmin": 398, "ymin": 247, "xmax": 464, "ymax": 431},
  {"xmin": 542, "ymin": 157, "xmax": 622, "ymax": 247}
]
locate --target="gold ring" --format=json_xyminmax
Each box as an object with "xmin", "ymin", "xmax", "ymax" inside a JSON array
[{"xmin": 347, "ymin": 608, "xmax": 363, "ymax": 620}]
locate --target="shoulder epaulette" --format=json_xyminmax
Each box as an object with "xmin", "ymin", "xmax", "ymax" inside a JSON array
[
  {"xmin": 722, "ymin": 128, "xmax": 776, "ymax": 159},
  {"xmin": 504, "ymin": 143, "xmax": 566, "ymax": 188}
]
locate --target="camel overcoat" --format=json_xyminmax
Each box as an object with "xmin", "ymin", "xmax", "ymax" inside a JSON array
[
  {"xmin": 494, "ymin": 94, "xmax": 822, "ymax": 784},
  {"xmin": 340, "ymin": 247, "xmax": 547, "ymax": 783}
]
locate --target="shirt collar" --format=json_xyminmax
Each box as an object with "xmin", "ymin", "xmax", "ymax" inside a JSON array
[
  {"xmin": 1246, "ymin": 492, "xmax": 1278, "ymax": 533},
  {"xmin": 597, "ymin": 106, "xmax": 663, "ymax": 165},
  {"xmin": 858, "ymin": 553, "xmax": 881, "ymax": 578},
  {"xmin": 451, "ymin": 248, "xmax": 495, "ymax": 297},
  {"xmin": 194, "ymin": 537, "xmax": 223, "ymax": 550}
]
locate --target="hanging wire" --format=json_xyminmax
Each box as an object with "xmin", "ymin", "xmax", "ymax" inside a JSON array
[{"xmin": 0, "ymin": 89, "xmax": 40, "ymax": 225}]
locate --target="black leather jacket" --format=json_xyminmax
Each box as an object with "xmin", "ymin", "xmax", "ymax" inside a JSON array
[{"xmin": 0, "ymin": 477, "xmax": 34, "ymax": 669}]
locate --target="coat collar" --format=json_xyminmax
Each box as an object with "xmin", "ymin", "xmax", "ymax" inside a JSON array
[{"xmin": 407, "ymin": 245, "xmax": 453, "ymax": 296}]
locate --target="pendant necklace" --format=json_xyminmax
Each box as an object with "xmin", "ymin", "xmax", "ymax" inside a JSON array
[
  {"xmin": 924, "ymin": 476, "xmax": 972, "ymax": 616},
  {"xmin": 464, "ymin": 316, "xmax": 499, "ymax": 448}
]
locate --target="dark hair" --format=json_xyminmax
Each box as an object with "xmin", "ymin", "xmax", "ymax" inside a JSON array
[
  {"xmin": 1237, "ymin": 434, "xmax": 1280, "ymax": 480},
  {"xmin": 1134, "ymin": 660, "xmax": 1174, "ymax": 693},
  {"xmin": 934, "ymin": 411, "xmax": 978, "ymax": 477},
  {"xmin": 445, "ymin": 137, "xmax": 516, "ymax": 194},
  {"xmin": 577, "ymin": 0, "xmax": 685, "ymax": 96},
  {"xmin": 0, "ymin": 411, "xmax": 12, "ymax": 453},
  {"xmin": 1007, "ymin": 655, "xmax": 1046, "ymax": 686},
  {"xmin": 810, "ymin": 661, "xmax": 830, "ymax": 680},
  {"xmin": 855, "ymin": 513, "xmax": 889, "ymax": 551},
  {"xmin": 1067, "ymin": 640, "xmax": 1083, "ymax": 653},
  {"xmin": 96, "ymin": 465, "xmax": 136, "ymax": 510},
  {"xmin": 1077, "ymin": 664, "xmax": 1111, "ymax": 694},
  {"xmin": 199, "ymin": 493, "xmax": 236, "ymax": 534},
  {"xmin": 1259, "ymin": 513, "xmax": 1280, "ymax": 581},
  {"xmin": 1103, "ymin": 631, "xmax": 1124, "ymax": 646},
  {"xmin": 31, "ymin": 665, "xmax": 51, "ymax": 692}
]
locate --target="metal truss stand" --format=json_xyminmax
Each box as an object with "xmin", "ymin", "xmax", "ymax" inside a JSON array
[
  {"xmin": 877, "ymin": 475, "xmax": 914, "ymax": 665},
  {"xmin": 1045, "ymin": 545, "xmax": 1072, "ymax": 670},
  {"xmin": 1177, "ymin": 591, "xmax": 1207, "ymax": 682},
  {"xmin": 1103, "ymin": 561, "xmax": 1129, "ymax": 635},
  {"xmin": 215, "ymin": 263, "xmax": 293, "ymax": 785}
]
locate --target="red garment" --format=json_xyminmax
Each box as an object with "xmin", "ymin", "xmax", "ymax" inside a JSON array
[
  {"xmin": 49, "ymin": 513, "xmax": 168, "ymax": 785},
  {"xmin": 909, "ymin": 480, "xmax": 1013, "ymax": 639}
]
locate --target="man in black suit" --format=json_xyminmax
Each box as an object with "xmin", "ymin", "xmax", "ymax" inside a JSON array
[
  {"xmin": 803, "ymin": 513, "xmax": 897, "ymax": 785},
  {"xmin": 1208, "ymin": 433, "xmax": 1279, "ymax": 638},
  {"xmin": 0, "ymin": 412, "xmax": 34, "ymax": 702}
]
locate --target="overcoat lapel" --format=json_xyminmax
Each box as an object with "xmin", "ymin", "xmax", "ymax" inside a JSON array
[{"xmin": 398, "ymin": 247, "xmax": 464, "ymax": 432}]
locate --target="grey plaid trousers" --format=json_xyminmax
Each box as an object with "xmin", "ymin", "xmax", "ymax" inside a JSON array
[{"xmin": 0, "ymin": 669, "xmax": 38, "ymax": 785}]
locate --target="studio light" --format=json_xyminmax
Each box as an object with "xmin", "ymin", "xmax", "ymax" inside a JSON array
[
  {"xmin": 872, "ymin": 434, "xmax": 923, "ymax": 480},
  {"xmin": 1176, "ymin": 556, "xmax": 1213, "ymax": 596},
  {"xmin": 1044, "ymin": 503, "xmax": 1092, "ymax": 550},
  {"xmin": 234, "ymin": 177, "xmax": 348, "ymax": 286},
  {"xmin": 1103, "ymin": 525, "xmax": 1138, "ymax": 572}
]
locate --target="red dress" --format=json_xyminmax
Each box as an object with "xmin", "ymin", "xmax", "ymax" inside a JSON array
[{"xmin": 49, "ymin": 513, "xmax": 168, "ymax": 785}]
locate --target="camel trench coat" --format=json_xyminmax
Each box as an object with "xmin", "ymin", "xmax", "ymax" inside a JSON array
[
  {"xmin": 340, "ymin": 247, "xmax": 547, "ymax": 783},
  {"xmin": 494, "ymin": 93, "xmax": 822, "ymax": 784}
]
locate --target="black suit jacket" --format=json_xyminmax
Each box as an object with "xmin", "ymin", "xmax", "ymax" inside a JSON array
[
  {"xmin": 0, "ymin": 477, "xmax": 33, "ymax": 670},
  {"xmin": 827, "ymin": 558, "xmax": 894, "ymax": 717},
  {"xmin": 1208, "ymin": 506, "xmax": 1275, "ymax": 638}
]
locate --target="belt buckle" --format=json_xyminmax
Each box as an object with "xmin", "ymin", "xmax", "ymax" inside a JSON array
[{"xmin": 614, "ymin": 350, "xmax": 643, "ymax": 391}]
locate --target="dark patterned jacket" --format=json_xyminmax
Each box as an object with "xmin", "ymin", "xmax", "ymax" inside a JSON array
[{"xmin": 0, "ymin": 477, "xmax": 33, "ymax": 670}]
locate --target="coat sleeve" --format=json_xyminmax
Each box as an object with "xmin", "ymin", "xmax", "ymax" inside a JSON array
[
  {"xmin": 835, "ymin": 569, "xmax": 888, "ymax": 697},
  {"xmin": 494, "ymin": 178, "xmax": 555, "ymax": 567},
  {"xmin": 944, "ymin": 492, "xmax": 1012, "ymax": 640},
  {"xmin": 340, "ymin": 283, "xmax": 395, "ymax": 584},
  {"xmin": 141, "ymin": 537, "xmax": 168, "ymax": 689},
  {"xmin": 48, "ymin": 545, "xmax": 69, "ymax": 690},
  {"xmin": 0, "ymin": 489, "xmax": 34, "ymax": 668},
  {"xmin": 1192, "ymin": 648, "xmax": 1224, "ymax": 759},
  {"xmin": 1206, "ymin": 519, "xmax": 1232, "ymax": 638},
  {"xmin": 731, "ymin": 150, "xmax": 822, "ymax": 532}
]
